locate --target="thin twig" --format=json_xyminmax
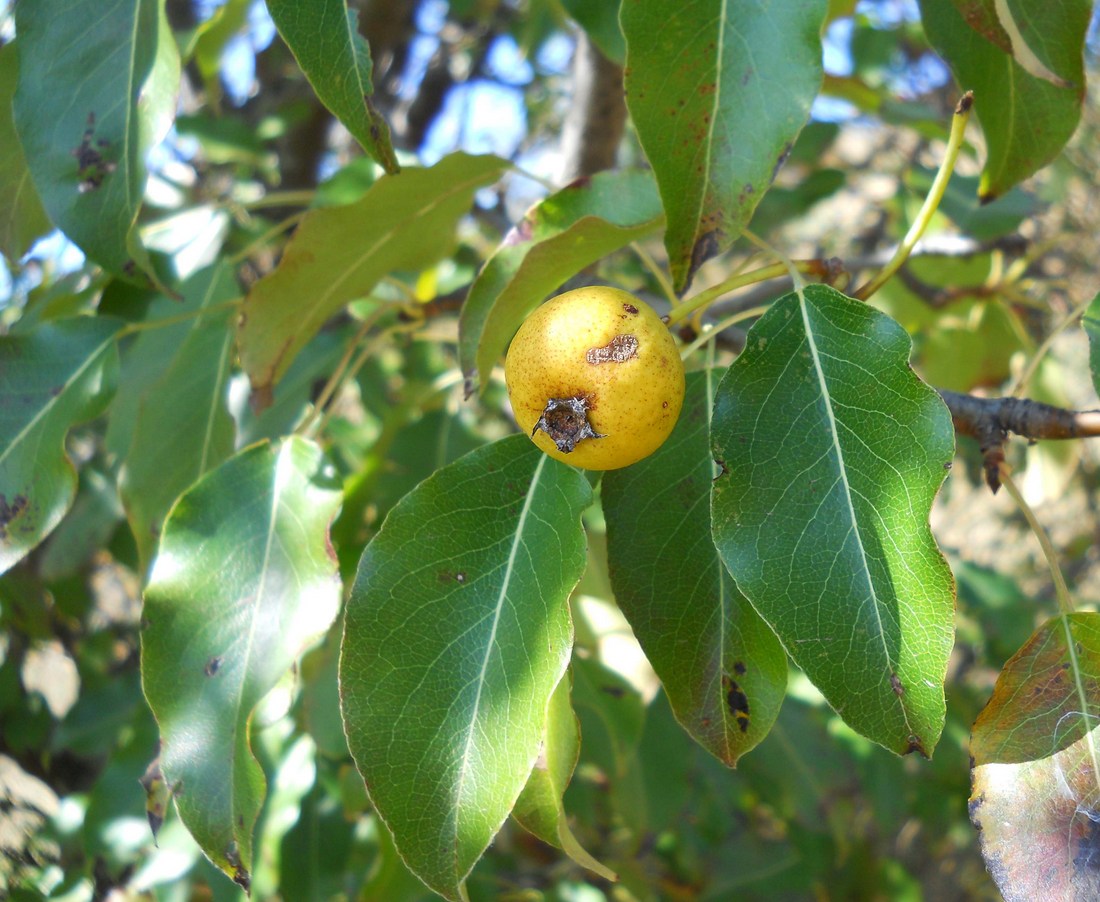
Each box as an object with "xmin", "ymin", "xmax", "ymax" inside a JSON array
[
  {"xmin": 666, "ymin": 257, "xmax": 844, "ymax": 327},
  {"xmin": 297, "ymin": 307, "xmax": 389, "ymax": 437},
  {"xmin": 631, "ymin": 241, "xmax": 678, "ymax": 309},
  {"xmin": 997, "ymin": 465, "xmax": 1075, "ymax": 615},
  {"xmin": 1007, "ymin": 292, "xmax": 1097, "ymax": 398},
  {"xmin": 679, "ymin": 304, "xmax": 771, "ymax": 359},
  {"xmin": 119, "ymin": 298, "xmax": 242, "ymax": 336}
]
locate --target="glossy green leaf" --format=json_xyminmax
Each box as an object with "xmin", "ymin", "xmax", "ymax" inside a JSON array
[
  {"xmin": 0, "ymin": 317, "xmax": 121, "ymax": 575},
  {"xmin": 118, "ymin": 264, "xmax": 239, "ymax": 569},
  {"xmin": 1082, "ymin": 292, "xmax": 1100, "ymax": 402},
  {"xmin": 341, "ymin": 435, "xmax": 592, "ymax": 900},
  {"xmin": 621, "ymin": 0, "xmax": 827, "ymax": 291},
  {"xmin": 141, "ymin": 437, "xmax": 343, "ymax": 890},
  {"xmin": 711, "ymin": 285, "xmax": 956, "ymax": 756},
  {"xmin": 238, "ymin": 153, "xmax": 507, "ymax": 398},
  {"xmin": 920, "ymin": 0, "xmax": 1089, "ymax": 200},
  {"xmin": 13, "ymin": 0, "xmax": 180, "ymax": 284},
  {"xmin": 513, "ymin": 673, "xmax": 616, "ymax": 881},
  {"xmin": 970, "ymin": 613, "xmax": 1100, "ymax": 902},
  {"xmin": 266, "ymin": 0, "xmax": 399, "ymax": 173},
  {"xmin": 604, "ymin": 370, "xmax": 787, "ymax": 766},
  {"xmin": 0, "ymin": 44, "xmax": 51, "ymax": 262},
  {"xmin": 459, "ymin": 168, "xmax": 663, "ymax": 395}
]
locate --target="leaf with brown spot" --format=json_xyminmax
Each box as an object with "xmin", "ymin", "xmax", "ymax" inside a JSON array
[
  {"xmin": 603, "ymin": 370, "xmax": 787, "ymax": 766},
  {"xmin": 142, "ymin": 437, "xmax": 343, "ymax": 887},
  {"xmin": 970, "ymin": 612, "xmax": 1100, "ymax": 901},
  {"xmin": 0, "ymin": 317, "xmax": 121, "ymax": 575},
  {"xmin": 920, "ymin": 0, "xmax": 1089, "ymax": 199},
  {"xmin": 621, "ymin": 0, "xmax": 828, "ymax": 292}
]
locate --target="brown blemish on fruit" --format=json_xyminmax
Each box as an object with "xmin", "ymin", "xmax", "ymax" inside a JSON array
[
  {"xmin": 586, "ymin": 334, "xmax": 638, "ymax": 365},
  {"xmin": 623, "ymin": 303, "xmax": 639, "ymax": 314},
  {"xmin": 532, "ymin": 396, "xmax": 605, "ymax": 453}
]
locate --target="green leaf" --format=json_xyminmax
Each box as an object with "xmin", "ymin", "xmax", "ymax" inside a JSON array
[
  {"xmin": 238, "ymin": 153, "xmax": 507, "ymax": 399},
  {"xmin": 278, "ymin": 775, "xmax": 354, "ymax": 900},
  {"xmin": 560, "ymin": 0, "xmax": 626, "ymax": 63},
  {"xmin": 604, "ymin": 369, "xmax": 787, "ymax": 766},
  {"xmin": 710, "ymin": 285, "xmax": 956, "ymax": 756},
  {"xmin": 340, "ymin": 435, "xmax": 592, "ymax": 900},
  {"xmin": 0, "ymin": 44, "xmax": 51, "ymax": 262},
  {"xmin": 570, "ymin": 652, "xmax": 646, "ymax": 781},
  {"xmin": 459, "ymin": 169, "xmax": 663, "ymax": 395},
  {"xmin": 969, "ymin": 613, "xmax": 1100, "ymax": 902},
  {"xmin": 512, "ymin": 673, "xmax": 616, "ymax": 881},
  {"xmin": 920, "ymin": 0, "xmax": 1089, "ymax": 200},
  {"xmin": 38, "ymin": 466, "xmax": 123, "ymax": 582},
  {"xmin": 190, "ymin": 0, "xmax": 251, "ymax": 111},
  {"xmin": 13, "ymin": 0, "xmax": 180, "ymax": 284},
  {"xmin": 0, "ymin": 317, "xmax": 121, "ymax": 575},
  {"xmin": 1082, "ymin": 292, "xmax": 1100, "ymax": 402},
  {"xmin": 141, "ymin": 437, "xmax": 343, "ymax": 890},
  {"xmin": 621, "ymin": 0, "xmax": 828, "ymax": 292},
  {"xmin": 104, "ymin": 287, "xmax": 201, "ymax": 461},
  {"xmin": 266, "ymin": 0, "xmax": 400, "ymax": 173},
  {"xmin": 118, "ymin": 264, "xmax": 239, "ymax": 569}
]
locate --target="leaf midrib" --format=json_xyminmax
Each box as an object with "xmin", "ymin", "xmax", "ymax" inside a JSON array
[
  {"xmin": 797, "ymin": 293, "xmax": 913, "ymax": 736},
  {"xmin": 451, "ymin": 453, "xmax": 548, "ymax": 880},
  {"xmin": 225, "ymin": 445, "xmax": 288, "ymax": 869}
]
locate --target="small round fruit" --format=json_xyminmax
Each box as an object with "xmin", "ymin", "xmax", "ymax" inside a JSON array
[{"xmin": 505, "ymin": 286, "xmax": 685, "ymax": 470}]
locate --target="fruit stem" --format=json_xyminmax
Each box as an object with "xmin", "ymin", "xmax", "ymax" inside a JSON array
[
  {"xmin": 854, "ymin": 91, "xmax": 974, "ymax": 301},
  {"xmin": 1006, "ymin": 291, "xmax": 1098, "ymax": 399}
]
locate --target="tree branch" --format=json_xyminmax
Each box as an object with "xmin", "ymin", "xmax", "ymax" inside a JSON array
[
  {"xmin": 558, "ymin": 33, "xmax": 627, "ymax": 182},
  {"xmin": 938, "ymin": 389, "xmax": 1100, "ymax": 492}
]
